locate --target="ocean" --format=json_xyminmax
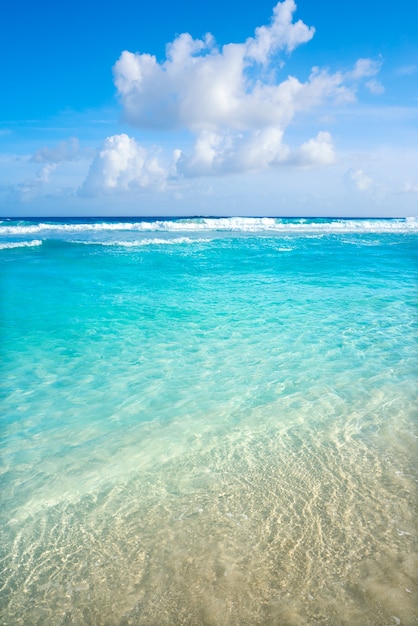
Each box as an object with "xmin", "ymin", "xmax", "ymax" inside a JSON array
[{"xmin": 1, "ymin": 216, "xmax": 417, "ymax": 625}]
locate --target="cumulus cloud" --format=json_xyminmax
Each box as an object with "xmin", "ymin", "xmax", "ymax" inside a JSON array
[
  {"xmin": 112, "ymin": 0, "xmax": 364, "ymax": 133},
  {"xmin": 80, "ymin": 0, "xmax": 383, "ymax": 193},
  {"xmin": 176, "ymin": 127, "xmax": 288, "ymax": 176},
  {"xmin": 297, "ymin": 131, "xmax": 336, "ymax": 166},
  {"xmin": 80, "ymin": 134, "xmax": 168, "ymax": 196},
  {"xmin": 176, "ymin": 128, "xmax": 335, "ymax": 176},
  {"xmin": 245, "ymin": 0, "xmax": 315, "ymax": 61},
  {"xmin": 81, "ymin": 128, "xmax": 336, "ymax": 193}
]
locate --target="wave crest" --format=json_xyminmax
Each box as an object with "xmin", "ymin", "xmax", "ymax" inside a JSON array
[
  {"xmin": 1, "ymin": 217, "xmax": 417, "ymax": 237},
  {"xmin": 0, "ymin": 239, "xmax": 42, "ymax": 250}
]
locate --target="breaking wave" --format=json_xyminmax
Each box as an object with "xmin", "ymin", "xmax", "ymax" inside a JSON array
[
  {"xmin": 1, "ymin": 216, "xmax": 417, "ymax": 237},
  {"xmin": 0, "ymin": 239, "xmax": 42, "ymax": 250}
]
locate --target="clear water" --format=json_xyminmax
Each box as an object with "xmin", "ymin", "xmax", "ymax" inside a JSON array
[{"xmin": 1, "ymin": 217, "xmax": 417, "ymax": 625}]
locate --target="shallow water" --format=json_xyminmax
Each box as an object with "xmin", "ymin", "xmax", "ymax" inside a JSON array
[{"xmin": 1, "ymin": 218, "xmax": 417, "ymax": 625}]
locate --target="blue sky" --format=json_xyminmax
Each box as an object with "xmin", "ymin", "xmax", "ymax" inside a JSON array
[{"xmin": 1, "ymin": 0, "xmax": 418, "ymax": 216}]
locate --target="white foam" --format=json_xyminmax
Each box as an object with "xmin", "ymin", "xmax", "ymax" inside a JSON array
[
  {"xmin": 0, "ymin": 239, "xmax": 42, "ymax": 250},
  {"xmin": 1, "ymin": 217, "xmax": 417, "ymax": 236},
  {"xmin": 76, "ymin": 237, "xmax": 208, "ymax": 246}
]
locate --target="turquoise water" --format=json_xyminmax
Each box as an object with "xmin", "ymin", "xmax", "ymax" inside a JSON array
[{"xmin": 1, "ymin": 217, "xmax": 417, "ymax": 625}]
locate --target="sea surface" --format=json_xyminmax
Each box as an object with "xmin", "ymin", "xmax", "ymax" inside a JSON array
[{"xmin": 1, "ymin": 216, "xmax": 417, "ymax": 625}]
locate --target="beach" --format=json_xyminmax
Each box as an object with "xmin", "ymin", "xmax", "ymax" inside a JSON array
[{"xmin": 1, "ymin": 217, "xmax": 417, "ymax": 625}]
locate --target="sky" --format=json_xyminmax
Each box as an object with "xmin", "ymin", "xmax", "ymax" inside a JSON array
[{"xmin": 1, "ymin": 0, "xmax": 418, "ymax": 217}]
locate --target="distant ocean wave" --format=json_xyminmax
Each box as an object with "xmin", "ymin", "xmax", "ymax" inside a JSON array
[{"xmin": 1, "ymin": 216, "xmax": 417, "ymax": 237}]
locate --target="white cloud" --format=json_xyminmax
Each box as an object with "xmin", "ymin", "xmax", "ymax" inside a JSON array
[
  {"xmin": 297, "ymin": 131, "xmax": 336, "ymax": 166},
  {"xmin": 80, "ymin": 127, "xmax": 336, "ymax": 193},
  {"xmin": 177, "ymin": 127, "xmax": 289, "ymax": 176},
  {"xmin": 365, "ymin": 79, "xmax": 385, "ymax": 95},
  {"xmin": 80, "ymin": 134, "xmax": 169, "ymax": 196},
  {"xmin": 347, "ymin": 168, "xmax": 375, "ymax": 192},
  {"xmin": 245, "ymin": 0, "xmax": 315, "ymax": 61},
  {"xmin": 348, "ymin": 58, "xmax": 381, "ymax": 80},
  {"xmin": 113, "ymin": 0, "xmax": 366, "ymax": 134},
  {"xmin": 176, "ymin": 128, "xmax": 335, "ymax": 176},
  {"xmin": 76, "ymin": 1, "xmax": 385, "ymax": 194},
  {"xmin": 36, "ymin": 163, "xmax": 58, "ymax": 183}
]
